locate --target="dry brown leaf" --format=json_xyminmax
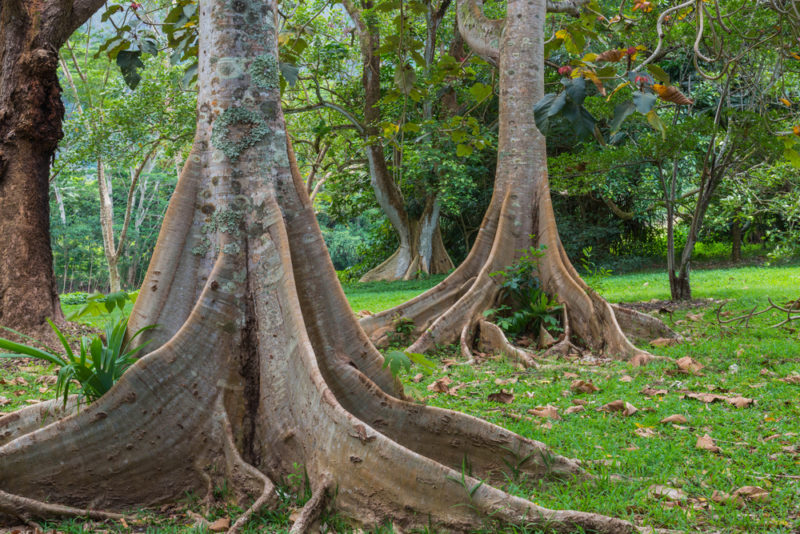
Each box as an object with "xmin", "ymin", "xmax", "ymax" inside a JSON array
[
  {"xmin": 779, "ymin": 374, "xmax": 800, "ymax": 384},
  {"xmin": 570, "ymin": 379, "xmax": 599, "ymax": 394},
  {"xmin": 686, "ymin": 313, "xmax": 703, "ymax": 322},
  {"xmin": 685, "ymin": 392, "xmax": 754, "ymax": 408},
  {"xmin": 710, "ymin": 490, "xmax": 738, "ymax": 505},
  {"xmin": 572, "ymin": 398, "xmax": 588, "ymax": 405},
  {"xmin": 411, "ymin": 373, "xmax": 423, "ymax": 383},
  {"xmin": 563, "ymin": 372, "xmax": 579, "ymax": 379},
  {"xmin": 619, "ymin": 375, "xmax": 633, "ymax": 383},
  {"xmin": 494, "ymin": 377, "xmax": 518, "ymax": 386},
  {"xmin": 726, "ymin": 396, "xmax": 754, "ymax": 408},
  {"xmin": 565, "ymin": 405, "xmax": 585, "ymax": 415},
  {"xmin": 652, "ymin": 84, "xmax": 694, "ymax": 105},
  {"xmin": 441, "ymin": 359, "xmax": 457, "ymax": 369},
  {"xmin": 596, "ymin": 48, "xmax": 625, "ymax": 62},
  {"xmin": 660, "ymin": 414, "xmax": 688, "ymax": 424},
  {"xmin": 427, "ymin": 376, "xmax": 452, "ymax": 393},
  {"xmin": 24, "ymin": 399, "xmax": 41, "ymax": 405},
  {"xmin": 208, "ymin": 517, "xmax": 230, "ymax": 532},
  {"xmin": 634, "ymin": 427, "xmax": 657, "ymax": 438},
  {"xmin": 676, "ymin": 357, "xmax": 703, "ymax": 373},
  {"xmin": 640, "ymin": 387, "xmax": 668, "ymax": 396},
  {"xmin": 356, "ymin": 309, "xmax": 372, "ymax": 318},
  {"xmin": 488, "ymin": 390, "xmax": 515, "ymax": 404},
  {"xmin": 648, "ymin": 485, "xmax": 688, "ymax": 502},
  {"xmin": 598, "ymin": 400, "xmax": 638, "ymax": 416},
  {"xmin": 732, "ymin": 486, "xmax": 770, "ymax": 503},
  {"xmin": 35, "ymin": 375, "xmax": 57, "ymax": 385},
  {"xmin": 760, "ymin": 368, "xmax": 777, "ymax": 376},
  {"xmin": 650, "ymin": 337, "xmax": 679, "ymax": 347},
  {"xmin": 696, "ymin": 434, "xmax": 720, "ymax": 453},
  {"xmin": 0, "ymin": 396, "xmax": 10, "ymax": 406},
  {"xmin": 11, "ymin": 377, "xmax": 28, "ymax": 386},
  {"xmin": 528, "ymin": 405, "xmax": 561, "ymax": 420}
]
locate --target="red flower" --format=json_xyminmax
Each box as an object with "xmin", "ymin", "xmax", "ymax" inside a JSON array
[
  {"xmin": 131, "ymin": 2, "xmax": 142, "ymax": 10},
  {"xmin": 626, "ymin": 46, "xmax": 637, "ymax": 56},
  {"xmin": 634, "ymin": 75, "xmax": 648, "ymax": 85},
  {"xmin": 558, "ymin": 65, "xmax": 572, "ymax": 76}
]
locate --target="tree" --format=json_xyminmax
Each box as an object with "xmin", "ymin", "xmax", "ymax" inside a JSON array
[
  {"xmin": 0, "ymin": 0, "xmax": 105, "ymax": 335},
  {"xmin": 0, "ymin": 1, "xmax": 640, "ymax": 532},
  {"xmin": 361, "ymin": 0, "xmax": 674, "ymax": 364}
]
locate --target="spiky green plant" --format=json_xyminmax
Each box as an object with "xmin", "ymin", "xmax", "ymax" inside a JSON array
[{"xmin": 0, "ymin": 318, "xmax": 155, "ymax": 406}]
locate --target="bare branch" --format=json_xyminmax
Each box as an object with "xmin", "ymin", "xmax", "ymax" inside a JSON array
[
  {"xmin": 546, "ymin": 0, "xmax": 590, "ymax": 16},
  {"xmin": 456, "ymin": 0, "xmax": 503, "ymax": 66}
]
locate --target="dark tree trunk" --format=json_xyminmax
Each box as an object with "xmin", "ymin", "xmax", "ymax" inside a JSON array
[
  {"xmin": 0, "ymin": 0, "xmax": 106, "ymax": 335},
  {"xmin": 669, "ymin": 269, "xmax": 692, "ymax": 301},
  {"xmin": 731, "ymin": 217, "xmax": 742, "ymax": 262}
]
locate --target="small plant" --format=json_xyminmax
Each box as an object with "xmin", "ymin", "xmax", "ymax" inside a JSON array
[
  {"xmin": 386, "ymin": 314, "xmax": 416, "ymax": 346},
  {"xmin": 0, "ymin": 317, "xmax": 155, "ymax": 406},
  {"xmin": 486, "ymin": 245, "xmax": 563, "ymax": 338},
  {"xmin": 579, "ymin": 246, "xmax": 612, "ymax": 292},
  {"xmin": 382, "ymin": 350, "xmax": 436, "ymax": 378},
  {"xmin": 67, "ymin": 289, "xmax": 139, "ymax": 321},
  {"xmin": 446, "ymin": 456, "xmax": 484, "ymax": 502}
]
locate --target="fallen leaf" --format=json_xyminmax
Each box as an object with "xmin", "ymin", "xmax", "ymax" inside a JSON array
[
  {"xmin": 634, "ymin": 427, "xmax": 657, "ymax": 438},
  {"xmin": 687, "ymin": 313, "xmax": 703, "ymax": 322},
  {"xmin": 648, "ymin": 485, "xmax": 688, "ymax": 501},
  {"xmin": 441, "ymin": 359, "xmax": 457, "ymax": 369},
  {"xmin": 710, "ymin": 490, "xmax": 737, "ymax": 504},
  {"xmin": 488, "ymin": 390, "xmax": 515, "ymax": 404},
  {"xmin": 696, "ymin": 434, "xmax": 720, "ymax": 453},
  {"xmin": 38, "ymin": 387, "xmax": 49, "ymax": 394},
  {"xmin": 563, "ymin": 372, "xmax": 579, "ymax": 379},
  {"xmin": 685, "ymin": 392, "xmax": 753, "ymax": 408},
  {"xmin": 356, "ymin": 309, "xmax": 372, "ymax": 318},
  {"xmin": 640, "ymin": 387, "xmax": 668, "ymax": 397},
  {"xmin": 0, "ymin": 396, "xmax": 10, "ymax": 406},
  {"xmin": 732, "ymin": 486, "xmax": 770, "ymax": 503},
  {"xmin": 11, "ymin": 377, "xmax": 28, "ymax": 386},
  {"xmin": 726, "ymin": 396, "xmax": 753, "ymax": 408},
  {"xmin": 619, "ymin": 375, "xmax": 633, "ymax": 383},
  {"xmin": 598, "ymin": 400, "xmax": 638, "ymax": 416},
  {"xmin": 570, "ymin": 379, "xmax": 599, "ymax": 394},
  {"xmin": 411, "ymin": 373, "xmax": 423, "ymax": 383},
  {"xmin": 208, "ymin": 517, "xmax": 230, "ymax": 532},
  {"xmin": 572, "ymin": 399, "xmax": 588, "ymax": 405},
  {"xmin": 660, "ymin": 414, "xmax": 688, "ymax": 424},
  {"xmin": 494, "ymin": 377, "xmax": 518, "ymax": 386},
  {"xmin": 427, "ymin": 376, "xmax": 453, "ymax": 393},
  {"xmin": 565, "ymin": 405, "xmax": 585, "ymax": 414},
  {"xmin": 760, "ymin": 368, "xmax": 777, "ymax": 377},
  {"xmin": 650, "ymin": 337, "xmax": 679, "ymax": 347},
  {"xmin": 528, "ymin": 405, "xmax": 561, "ymax": 420},
  {"xmin": 779, "ymin": 374, "xmax": 800, "ymax": 385},
  {"xmin": 24, "ymin": 399, "xmax": 41, "ymax": 405},
  {"xmin": 676, "ymin": 357, "xmax": 703, "ymax": 373}
]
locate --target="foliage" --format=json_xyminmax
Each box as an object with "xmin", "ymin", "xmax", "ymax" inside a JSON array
[
  {"xmin": 0, "ymin": 317, "xmax": 155, "ymax": 406},
  {"xmin": 486, "ymin": 246, "xmax": 563, "ymax": 336},
  {"xmin": 67, "ymin": 290, "xmax": 139, "ymax": 321},
  {"xmin": 579, "ymin": 246, "xmax": 613, "ymax": 292},
  {"xmin": 382, "ymin": 349, "xmax": 435, "ymax": 378}
]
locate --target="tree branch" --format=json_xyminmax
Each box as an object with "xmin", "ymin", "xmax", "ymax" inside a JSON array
[{"xmin": 546, "ymin": 0, "xmax": 590, "ymax": 16}]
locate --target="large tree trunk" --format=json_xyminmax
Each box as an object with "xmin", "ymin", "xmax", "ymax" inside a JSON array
[
  {"xmin": 0, "ymin": 0, "xmax": 105, "ymax": 335},
  {"xmin": 360, "ymin": 0, "xmax": 677, "ymax": 364},
  {"xmin": 0, "ymin": 2, "xmax": 640, "ymax": 532}
]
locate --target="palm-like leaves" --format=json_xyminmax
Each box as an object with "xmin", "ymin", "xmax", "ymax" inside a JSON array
[{"xmin": 0, "ymin": 317, "xmax": 156, "ymax": 406}]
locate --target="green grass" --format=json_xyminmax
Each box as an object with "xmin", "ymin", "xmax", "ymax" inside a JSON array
[{"xmin": 2, "ymin": 265, "xmax": 799, "ymax": 533}]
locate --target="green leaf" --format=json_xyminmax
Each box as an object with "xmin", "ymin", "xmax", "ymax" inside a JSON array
[
  {"xmin": 405, "ymin": 351, "xmax": 436, "ymax": 372},
  {"xmin": 394, "ymin": 64, "xmax": 416, "ymax": 95},
  {"xmin": 382, "ymin": 350, "xmax": 411, "ymax": 377},
  {"xmin": 646, "ymin": 64, "xmax": 670, "ymax": 84},
  {"xmin": 534, "ymin": 93, "xmax": 557, "ymax": 134},
  {"xmin": 784, "ymin": 147, "xmax": 800, "ymax": 167},
  {"xmin": 633, "ymin": 91, "xmax": 658, "ymax": 114},
  {"xmin": 469, "ymin": 82, "xmax": 492, "ymax": 102},
  {"xmin": 566, "ymin": 77, "xmax": 586, "ymax": 107},
  {"xmin": 279, "ymin": 62, "xmax": 300, "ymax": 87},
  {"xmin": 101, "ymin": 5, "xmax": 123, "ymax": 22},
  {"xmin": 610, "ymin": 101, "xmax": 636, "ymax": 132},
  {"xmin": 646, "ymin": 109, "xmax": 667, "ymax": 140},
  {"xmin": 456, "ymin": 144, "xmax": 473, "ymax": 157},
  {"xmin": 116, "ymin": 50, "xmax": 145, "ymax": 89},
  {"xmin": 182, "ymin": 63, "xmax": 198, "ymax": 87},
  {"xmin": 139, "ymin": 39, "xmax": 159, "ymax": 56}
]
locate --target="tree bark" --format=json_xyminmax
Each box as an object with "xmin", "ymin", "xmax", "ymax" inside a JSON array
[
  {"xmin": 731, "ymin": 216, "xmax": 741, "ymax": 262},
  {"xmin": 0, "ymin": 0, "xmax": 106, "ymax": 335},
  {"xmin": 360, "ymin": 0, "xmax": 676, "ymax": 364},
  {"xmin": 0, "ymin": 2, "xmax": 640, "ymax": 532}
]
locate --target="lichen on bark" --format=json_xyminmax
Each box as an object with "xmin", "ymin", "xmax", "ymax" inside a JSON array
[{"xmin": 211, "ymin": 106, "xmax": 271, "ymax": 161}]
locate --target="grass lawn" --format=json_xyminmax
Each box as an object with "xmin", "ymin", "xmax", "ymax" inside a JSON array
[{"xmin": 1, "ymin": 264, "xmax": 798, "ymax": 533}]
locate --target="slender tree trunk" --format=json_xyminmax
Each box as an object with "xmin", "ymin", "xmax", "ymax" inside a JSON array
[
  {"xmin": 345, "ymin": 0, "xmax": 453, "ymax": 282},
  {"xmin": 97, "ymin": 158, "xmax": 122, "ymax": 292},
  {"xmin": 0, "ymin": 0, "xmax": 106, "ymax": 334},
  {"xmin": 0, "ymin": 2, "xmax": 638, "ymax": 532},
  {"xmin": 731, "ymin": 216, "xmax": 742, "ymax": 262}
]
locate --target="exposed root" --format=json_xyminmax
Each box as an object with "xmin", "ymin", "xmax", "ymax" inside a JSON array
[
  {"xmin": 459, "ymin": 319, "xmax": 476, "ymax": 364},
  {"xmin": 0, "ymin": 396, "xmax": 79, "ymax": 447},
  {"xmin": 477, "ymin": 319, "xmax": 538, "ymax": 367},
  {"xmin": 611, "ymin": 304, "xmax": 683, "ymax": 343},
  {"xmin": 543, "ymin": 304, "xmax": 579, "ymax": 357},
  {"xmin": 288, "ymin": 477, "xmax": 332, "ymax": 534},
  {"xmin": 0, "ymin": 490, "xmax": 123, "ymax": 523}
]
